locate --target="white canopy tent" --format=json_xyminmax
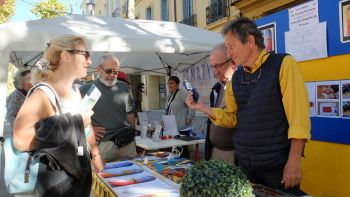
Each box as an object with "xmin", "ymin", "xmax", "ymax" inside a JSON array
[
  {"xmin": 0, "ymin": 15, "xmax": 223, "ymax": 136},
  {"xmin": 3, "ymin": 15, "xmax": 222, "ymax": 75}
]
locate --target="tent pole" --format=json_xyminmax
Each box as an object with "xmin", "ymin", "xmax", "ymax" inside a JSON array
[
  {"xmin": 156, "ymin": 52, "xmax": 172, "ymax": 76},
  {"xmin": 25, "ymin": 52, "xmax": 44, "ymax": 67}
]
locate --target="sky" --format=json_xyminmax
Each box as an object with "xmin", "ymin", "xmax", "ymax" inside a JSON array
[{"xmin": 10, "ymin": 0, "xmax": 83, "ymax": 22}]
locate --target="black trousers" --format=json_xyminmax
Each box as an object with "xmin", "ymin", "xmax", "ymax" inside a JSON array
[
  {"xmin": 238, "ymin": 160, "xmax": 306, "ymax": 196},
  {"xmin": 178, "ymin": 130, "xmax": 190, "ymax": 159}
]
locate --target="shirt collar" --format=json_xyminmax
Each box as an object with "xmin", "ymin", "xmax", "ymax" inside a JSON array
[{"xmin": 243, "ymin": 49, "xmax": 269, "ymax": 74}]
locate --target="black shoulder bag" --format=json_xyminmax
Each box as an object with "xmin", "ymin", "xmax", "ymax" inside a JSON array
[{"xmin": 110, "ymin": 127, "xmax": 136, "ymax": 148}]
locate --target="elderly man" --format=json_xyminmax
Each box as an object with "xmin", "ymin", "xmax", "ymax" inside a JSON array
[
  {"xmin": 186, "ymin": 16, "xmax": 310, "ymax": 195},
  {"xmin": 6, "ymin": 69, "xmax": 33, "ymax": 130},
  {"xmin": 206, "ymin": 43, "xmax": 237, "ymax": 165},
  {"xmin": 80, "ymin": 55, "xmax": 136, "ymax": 162}
]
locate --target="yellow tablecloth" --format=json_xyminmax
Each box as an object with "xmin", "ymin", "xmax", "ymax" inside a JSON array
[{"xmin": 92, "ymin": 172, "xmax": 117, "ymax": 197}]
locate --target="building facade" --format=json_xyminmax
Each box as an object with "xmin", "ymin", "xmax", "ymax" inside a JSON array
[{"xmin": 84, "ymin": 0, "xmax": 304, "ymax": 110}]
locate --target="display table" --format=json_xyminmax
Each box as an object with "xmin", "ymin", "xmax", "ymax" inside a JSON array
[
  {"xmin": 92, "ymin": 160, "xmax": 180, "ymax": 197},
  {"xmin": 135, "ymin": 136, "xmax": 205, "ymax": 161},
  {"xmin": 91, "ymin": 159, "xmax": 300, "ymax": 197}
]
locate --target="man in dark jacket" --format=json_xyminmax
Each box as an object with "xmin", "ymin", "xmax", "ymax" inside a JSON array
[
  {"xmin": 205, "ymin": 43, "xmax": 236, "ymax": 165},
  {"xmin": 186, "ymin": 17, "xmax": 310, "ymax": 195}
]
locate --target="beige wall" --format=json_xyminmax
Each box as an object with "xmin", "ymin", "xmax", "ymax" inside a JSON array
[
  {"xmin": 141, "ymin": 75, "xmax": 162, "ymax": 110},
  {"xmin": 135, "ymin": 0, "xmax": 155, "ymax": 20},
  {"xmin": 94, "ymin": 0, "xmax": 105, "ymax": 17}
]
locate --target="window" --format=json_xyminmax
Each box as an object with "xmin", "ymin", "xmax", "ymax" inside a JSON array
[
  {"xmin": 110, "ymin": 0, "xmax": 114, "ymax": 17},
  {"xmin": 161, "ymin": 0, "xmax": 169, "ymax": 21},
  {"xmin": 183, "ymin": 0, "xmax": 193, "ymax": 18},
  {"xmin": 146, "ymin": 7, "xmax": 152, "ymax": 20},
  {"xmin": 104, "ymin": 3, "xmax": 108, "ymax": 17},
  {"xmin": 113, "ymin": 0, "xmax": 121, "ymax": 17}
]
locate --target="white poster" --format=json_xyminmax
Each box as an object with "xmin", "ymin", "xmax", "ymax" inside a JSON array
[
  {"xmin": 175, "ymin": 57, "xmax": 217, "ymax": 107},
  {"xmin": 341, "ymin": 80, "xmax": 350, "ymax": 99},
  {"xmin": 316, "ymin": 81, "xmax": 341, "ymax": 118},
  {"xmin": 289, "ymin": 0, "xmax": 319, "ymax": 30},
  {"xmin": 285, "ymin": 22, "xmax": 328, "ymax": 62},
  {"xmin": 258, "ymin": 22, "xmax": 277, "ymax": 53},
  {"xmin": 341, "ymin": 80, "xmax": 350, "ymax": 118},
  {"xmin": 318, "ymin": 102, "xmax": 339, "ymax": 117},
  {"xmin": 162, "ymin": 115, "xmax": 180, "ymax": 136},
  {"xmin": 306, "ymin": 82, "xmax": 316, "ymax": 116}
]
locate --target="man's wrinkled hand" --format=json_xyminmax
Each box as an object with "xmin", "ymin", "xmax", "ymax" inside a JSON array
[
  {"xmin": 185, "ymin": 91, "xmax": 204, "ymax": 110},
  {"xmin": 282, "ymin": 158, "xmax": 302, "ymax": 189}
]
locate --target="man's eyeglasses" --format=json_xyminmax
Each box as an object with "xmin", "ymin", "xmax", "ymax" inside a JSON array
[
  {"xmin": 211, "ymin": 59, "xmax": 232, "ymax": 70},
  {"xmin": 67, "ymin": 50, "xmax": 90, "ymax": 60},
  {"xmin": 100, "ymin": 67, "xmax": 119, "ymax": 75},
  {"xmin": 240, "ymin": 67, "xmax": 262, "ymax": 85}
]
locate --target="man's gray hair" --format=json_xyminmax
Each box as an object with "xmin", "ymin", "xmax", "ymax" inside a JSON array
[
  {"xmin": 210, "ymin": 43, "xmax": 227, "ymax": 56},
  {"xmin": 99, "ymin": 54, "xmax": 120, "ymax": 67},
  {"xmin": 13, "ymin": 69, "xmax": 31, "ymax": 89}
]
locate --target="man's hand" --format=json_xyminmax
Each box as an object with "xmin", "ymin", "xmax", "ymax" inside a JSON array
[
  {"xmin": 282, "ymin": 157, "xmax": 302, "ymax": 188},
  {"xmin": 282, "ymin": 139, "xmax": 305, "ymax": 189},
  {"xmin": 92, "ymin": 126, "xmax": 106, "ymax": 142},
  {"xmin": 185, "ymin": 91, "xmax": 205, "ymax": 110},
  {"xmin": 186, "ymin": 91, "xmax": 217, "ymax": 120}
]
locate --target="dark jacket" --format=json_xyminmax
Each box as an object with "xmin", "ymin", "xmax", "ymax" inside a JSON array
[
  {"xmin": 34, "ymin": 113, "xmax": 90, "ymax": 179},
  {"xmin": 232, "ymin": 53, "xmax": 290, "ymax": 168},
  {"xmin": 205, "ymin": 82, "xmax": 222, "ymax": 160},
  {"xmin": 34, "ymin": 113, "xmax": 92, "ymax": 197}
]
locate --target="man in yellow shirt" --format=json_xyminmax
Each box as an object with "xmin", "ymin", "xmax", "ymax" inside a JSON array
[{"xmin": 186, "ymin": 16, "xmax": 311, "ymax": 195}]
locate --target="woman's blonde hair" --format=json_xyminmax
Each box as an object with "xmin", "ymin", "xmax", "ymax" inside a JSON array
[{"xmin": 32, "ymin": 35, "xmax": 87, "ymax": 84}]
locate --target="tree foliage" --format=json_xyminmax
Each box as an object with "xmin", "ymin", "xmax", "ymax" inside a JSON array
[
  {"xmin": 7, "ymin": 63, "xmax": 18, "ymax": 93},
  {"xmin": 0, "ymin": 0, "xmax": 16, "ymax": 24},
  {"xmin": 31, "ymin": 0, "xmax": 67, "ymax": 19}
]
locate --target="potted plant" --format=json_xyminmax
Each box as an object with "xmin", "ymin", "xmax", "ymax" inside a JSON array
[{"xmin": 180, "ymin": 160, "xmax": 254, "ymax": 197}]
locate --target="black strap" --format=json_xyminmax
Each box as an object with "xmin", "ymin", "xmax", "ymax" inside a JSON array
[
  {"xmin": 27, "ymin": 83, "xmax": 62, "ymax": 114},
  {"xmin": 165, "ymin": 89, "xmax": 179, "ymax": 115},
  {"xmin": 24, "ymin": 154, "xmax": 33, "ymax": 183}
]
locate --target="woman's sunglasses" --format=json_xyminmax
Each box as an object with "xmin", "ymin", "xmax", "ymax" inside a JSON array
[{"xmin": 67, "ymin": 50, "xmax": 90, "ymax": 60}]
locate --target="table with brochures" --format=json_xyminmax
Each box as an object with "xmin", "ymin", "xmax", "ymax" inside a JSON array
[{"xmin": 135, "ymin": 136, "xmax": 205, "ymax": 161}]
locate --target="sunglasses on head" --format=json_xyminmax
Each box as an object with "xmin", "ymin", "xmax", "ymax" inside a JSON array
[
  {"xmin": 100, "ymin": 67, "xmax": 119, "ymax": 75},
  {"xmin": 66, "ymin": 50, "xmax": 90, "ymax": 60}
]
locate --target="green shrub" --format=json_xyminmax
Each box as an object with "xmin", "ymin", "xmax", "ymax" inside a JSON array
[{"xmin": 180, "ymin": 160, "xmax": 254, "ymax": 197}]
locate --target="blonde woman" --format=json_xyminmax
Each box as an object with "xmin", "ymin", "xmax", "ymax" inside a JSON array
[{"xmin": 13, "ymin": 35, "xmax": 104, "ymax": 196}]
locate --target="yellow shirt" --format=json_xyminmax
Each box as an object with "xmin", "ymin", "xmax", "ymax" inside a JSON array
[{"xmin": 211, "ymin": 50, "xmax": 311, "ymax": 140}]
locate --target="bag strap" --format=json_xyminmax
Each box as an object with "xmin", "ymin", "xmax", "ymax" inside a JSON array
[
  {"xmin": 0, "ymin": 137, "xmax": 3, "ymax": 179},
  {"xmin": 166, "ymin": 89, "xmax": 179, "ymax": 115},
  {"xmin": 23, "ymin": 84, "xmax": 62, "ymax": 182},
  {"xmin": 24, "ymin": 154, "xmax": 33, "ymax": 183},
  {"xmin": 28, "ymin": 83, "xmax": 62, "ymax": 114}
]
